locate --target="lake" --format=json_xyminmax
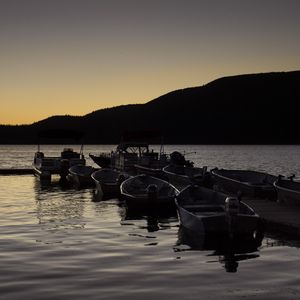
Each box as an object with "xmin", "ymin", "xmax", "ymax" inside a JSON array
[{"xmin": 1, "ymin": 145, "xmax": 300, "ymax": 299}]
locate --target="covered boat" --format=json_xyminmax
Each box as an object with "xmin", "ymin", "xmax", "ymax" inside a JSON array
[
  {"xmin": 120, "ymin": 174, "xmax": 179, "ymax": 209},
  {"xmin": 91, "ymin": 168, "xmax": 128, "ymax": 198},
  {"xmin": 89, "ymin": 130, "xmax": 170, "ymax": 174},
  {"xmin": 274, "ymin": 175, "xmax": 300, "ymax": 206},
  {"xmin": 211, "ymin": 168, "xmax": 277, "ymax": 199},
  {"xmin": 175, "ymin": 184, "xmax": 262, "ymax": 237},
  {"xmin": 68, "ymin": 164, "xmax": 96, "ymax": 187}
]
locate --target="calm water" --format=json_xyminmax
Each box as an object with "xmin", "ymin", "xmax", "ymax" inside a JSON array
[{"xmin": 1, "ymin": 145, "xmax": 300, "ymax": 299}]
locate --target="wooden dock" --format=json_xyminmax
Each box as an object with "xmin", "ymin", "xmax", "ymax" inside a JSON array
[
  {"xmin": 0, "ymin": 168, "xmax": 34, "ymax": 175},
  {"xmin": 243, "ymin": 198, "xmax": 300, "ymax": 236}
]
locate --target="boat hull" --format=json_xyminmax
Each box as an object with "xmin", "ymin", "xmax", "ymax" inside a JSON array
[
  {"xmin": 212, "ymin": 169, "xmax": 276, "ymax": 199},
  {"xmin": 120, "ymin": 174, "xmax": 178, "ymax": 210},
  {"xmin": 175, "ymin": 185, "xmax": 262, "ymax": 237},
  {"xmin": 275, "ymin": 179, "xmax": 300, "ymax": 206},
  {"xmin": 176, "ymin": 203, "xmax": 260, "ymax": 236}
]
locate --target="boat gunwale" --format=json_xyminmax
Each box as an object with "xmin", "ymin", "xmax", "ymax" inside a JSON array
[{"xmin": 211, "ymin": 169, "xmax": 274, "ymax": 189}]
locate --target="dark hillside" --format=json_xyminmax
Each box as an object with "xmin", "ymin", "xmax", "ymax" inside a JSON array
[{"xmin": 1, "ymin": 71, "xmax": 299, "ymax": 144}]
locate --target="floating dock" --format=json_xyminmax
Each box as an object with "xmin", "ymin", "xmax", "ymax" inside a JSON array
[
  {"xmin": 0, "ymin": 168, "xmax": 34, "ymax": 175},
  {"xmin": 243, "ymin": 198, "xmax": 300, "ymax": 236}
]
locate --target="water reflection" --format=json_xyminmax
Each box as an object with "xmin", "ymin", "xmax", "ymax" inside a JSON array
[
  {"xmin": 120, "ymin": 205, "xmax": 178, "ymax": 233},
  {"xmin": 175, "ymin": 226, "xmax": 263, "ymax": 273},
  {"xmin": 34, "ymin": 178, "xmax": 90, "ymax": 243}
]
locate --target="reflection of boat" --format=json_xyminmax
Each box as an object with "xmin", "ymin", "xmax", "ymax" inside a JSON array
[
  {"xmin": 175, "ymin": 185, "xmax": 262, "ymax": 236},
  {"xmin": 120, "ymin": 204, "xmax": 178, "ymax": 232},
  {"xmin": 211, "ymin": 168, "xmax": 277, "ymax": 199},
  {"xmin": 163, "ymin": 164, "xmax": 209, "ymax": 190},
  {"xmin": 68, "ymin": 164, "xmax": 96, "ymax": 188},
  {"xmin": 91, "ymin": 168, "xmax": 128, "ymax": 198},
  {"xmin": 120, "ymin": 174, "xmax": 179, "ymax": 209},
  {"xmin": 274, "ymin": 175, "xmax": 300, "ymax": 206},
  {"xmin": 177, "ymin": 226, "xmax": 263, "ymax": 273},
  {"xmin": 33, "ymin": 129, "xmax": 85, "ymax": 183}
]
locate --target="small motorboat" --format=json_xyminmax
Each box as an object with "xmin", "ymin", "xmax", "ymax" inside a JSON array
[
  {"xmin": 211, "ymin": 168, "xmax": 277, "ymax": 199},
  {"xmin": 68, "ymin": 164, "xmax": 96, "ymax": 188},
  {"xmin": 175, "ymin": 184, "xmax": 262, "ymax": 237},
  {"xmin": 274, "ymin": 175, "xmax": 300, "ymax": 206},
  {"xmin": 134, "ymin": 156, "xmax": 170, "ymax": 180},
  {"xmin": 163, "ymin": 164, "xmax": 209, "ymax": 190},
  {"xmin": 120, "ymin": 174, "xmax": 179, "ymax": 209},
  {"xmin": 91, "ymin": 168, "xmax": 128, "ymax": 198},
  {"xmin": 89, "ymin": 153, "xmax": 111, "ymax": 168},
  {"xmin": 33, "ymin": 129, "xmax": 86, "ymax": 183}
]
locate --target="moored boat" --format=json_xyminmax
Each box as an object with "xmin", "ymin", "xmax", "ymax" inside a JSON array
[
  {"xmin": 68, "ymin": 164, "xmax": 96, "ymax": 187},
  {"xmin": 211, "ymin": 168, "xmax": 277, "ymax": 199},
  {"xmin": 89, "ymin": 131, "xmax": 170, "ymax": 174},
  {"xmin": 32, "ymin": 129, "xmax": 86, "ymax": 183},
  {"xmin": 175, "ymin": 184, "xmax": 262, "ymax": 237},
  {"xmin": 120, "ymin": 174, "xmax": 179, "ymax": 209},
  {"xmin": 91, "ymin": 168, "xmax": 128, "ymax": 198},
  {"xmin": 163, "ymin": 164, "xmax": 209, "ymax": 190},
  {"xmin": 89, "ymin": 153, "xmax": 111, "ymax": 168},
  {"xmin": 274, "ymin": 175, "xmax": 300, "ymax": 206}
]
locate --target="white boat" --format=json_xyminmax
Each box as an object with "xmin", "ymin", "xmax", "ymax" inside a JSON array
[
  {"xmin": 91, "ymin": 168, "xmax": 128, "ymax": 198},
  {"xmin": 120, "ymin": 174, "xmax": 179, "ymax": 209},
  {"xmin": 274, "ymin": 175, "xmax": 300, "ymax": 206},
  {"xmin": 175, "ymin": 185, "xmax": 262, "ymax": 237},
  {"xmin": 211, "ymin": 168, "xmax": 277, "ymax": 199},
  {"xmin": 68, "ymin": 164, "xmax": 96, "ymax": 187}
]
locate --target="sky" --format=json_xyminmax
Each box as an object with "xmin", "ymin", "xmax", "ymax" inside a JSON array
[{"xmin": 1, "ymin": 0, "xmax": 300, "ymax": 125}]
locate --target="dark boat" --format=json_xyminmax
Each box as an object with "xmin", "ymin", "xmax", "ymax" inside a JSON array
[
  {"xmin": 33, "ymin": 129, "xmax": 86, "ymax": 183},
  {"xmin": 89, "ymin": 153, "xmax": 111, "ymax": 168},
  {"xmin": 91, "ymin": 168, "xmax": 128, "ymax": 197},
  {"xmin": 211, "ymin": 168, "xmax": 277, "ymax": 199},
  {"xmin": 274, "ymin": 175, "xmax": 300, "ymax": 206},
  {"xmin": 68, "ymin": 164, "xmax": 96, "ymax": 187},
  {"xmin": 89, "ymin": 130, "xmax": 170, "ymax": 174},
  {"xmin": 120, "ymin": 174, "xmax": 179, "ymax": 209},
  {"xmin": 175, "ymin": 184, "xmax": 262, "ymax": 237},
  {"xmin": 163, "ymin": 164, "xmax": 209, "ymax": 190}
]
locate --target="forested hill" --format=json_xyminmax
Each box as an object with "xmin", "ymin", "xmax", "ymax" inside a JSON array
[{"xmin": 1, "ymin": 70, "xmax": 300, "ymax": 144}]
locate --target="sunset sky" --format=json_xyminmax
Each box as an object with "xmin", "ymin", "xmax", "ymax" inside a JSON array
[{"xmin": 1, "ymin": 0, "xmax": 300, "ymax": 125}]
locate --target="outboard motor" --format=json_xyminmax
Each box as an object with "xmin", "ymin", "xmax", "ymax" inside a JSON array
[
  {"xmin": 117, "ymin": 174, "xmax": 127, "ymax": 184},
  {"xmin": 225, "ymin": 197, "xmax": 240, "ymax": 237},
  {"xmin": 60, "ymin": 159, "xmax": 70, "ymax": 180},
  {"xmin": 225, "ymin": 197, "xmax": 239, "ymax": 216},
  {"xmin": 146, "ymin": 184, "xmax": 158, "ymax": 200},
  {"xmin": 170, "ymin": 151, "xmax": 186, "ymax": 165}
]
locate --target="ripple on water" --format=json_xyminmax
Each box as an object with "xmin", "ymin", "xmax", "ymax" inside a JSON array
[{"xmin": 1, "ymin": 146, "xmax": 300, "ymax": 299}]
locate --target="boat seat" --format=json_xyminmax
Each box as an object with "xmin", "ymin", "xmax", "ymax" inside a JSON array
[{"xmin": 183, "ymin": 204, "xmax": 225, "ymax": 213}]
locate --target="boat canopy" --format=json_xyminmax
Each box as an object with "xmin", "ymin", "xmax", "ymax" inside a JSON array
[{"xmin": 117, "ymin": 142, "xmax": 149, "ymax": 153}]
